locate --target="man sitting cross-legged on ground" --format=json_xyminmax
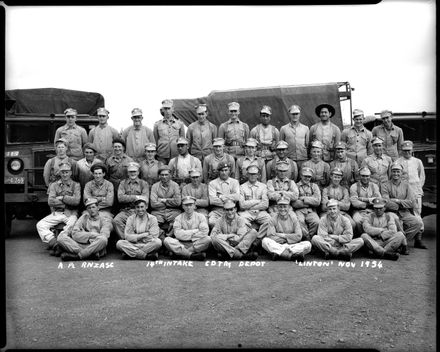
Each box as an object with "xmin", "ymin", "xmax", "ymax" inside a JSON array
[
  {"xmin": 164, "ymin": 196, "xmax": 212, "ymax": 261},
  {"xmin": 116, "ymin": 196, "xmax": 162, "ymax": 260},
  {"xmin": 58, "ymin": 198, "xmax": 113, "ymax": 261}
]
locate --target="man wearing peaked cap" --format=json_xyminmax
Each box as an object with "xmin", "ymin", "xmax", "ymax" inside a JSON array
[
  {"xmin": 168, "ymin": 136, "xmax": 203, "ymax": 186},
  {"xmin": 266, "ymin": 160, "xmax": 299, "ymax": 214},
  {"xmin": 186, "ymin": 104, "xmax": 218, "ymax": 163},
  {"xmin": 54, "ymin": 107, "xmax": 88, "ymax": 161},
  {"xmin": 361, "ymin": 136, "xmax": 392, "ymax": 192},
  {"xmin": 202, "ymin": 137, "xmax": 236, "ymax": 183},
  {"xmin": 360, "ymin": 197, "xmax": 406, "ymax": 261},
  {"xmin": 83, "ymin": 163, "xmax": 114, "ymax": 219},
  {"xmin": 302, "ymin": 141, "xmax": 331, "ymax": 190},
  {"xmin": 250, "ymin": 105, "xmax": 280, "ymax": 162},
  {"xmin": 372, "ymin": 109, "xmax": 404, "ymax": 161},
  {"xmin": 280, "ymin": 104, "xmax": 309, "ymax": 168},
  {"xmin": 43, "ymin": 138, "xmax": 79, "ymax": 187},
  {"xmin": 88, "ymin": 107, "xmax": 119, "ymax": 162},
  {"xmin": 164, "ymin": 194, "xmax": 211, "ymax": 261},
  {"xmin": 112, "ymin": 160, "xmax": 149, "ymax": 240},
  {"xmin": 309, "ymin": 103, "xmax": 341, "ymax": 163},
  {"xmin": 265, "ymin": 140, "xmax": 298, "ymax": 182},
  {"xmin": 121, "ymin": 107, "xmax": 155, "ymax": 163},
  {"xmin": 235, "ymin": 138, "xmax": 266, "ymax": 185},
  {"xmin": 139, "ymin": 143, "xmax": 165, "ymax": 186},
  {"xmin": 218, "ymin": 101, "xmax": 250, "ymax": 159},
  {"xmin": 181, "ymin": 168, "xmax": 210, "ymax": 220},
  {"xmin": 330, "ymin": 141, "xmax": 359, "ymax": 188},
  {"xmin": 58, "ymin": 196, "xmax": 113, "ymax": 262},
  {"xmin": 154, "ymin": 99, "xmax": 185, "ymax": 164}
]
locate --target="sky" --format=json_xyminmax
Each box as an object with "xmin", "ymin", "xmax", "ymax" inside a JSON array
[{"xmin": 5, "ymin": 1, "xmax": 436, "ymax": 131}]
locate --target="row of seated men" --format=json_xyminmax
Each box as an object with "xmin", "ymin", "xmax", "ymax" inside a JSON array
[{"xmin": 36, "ymin": 153, "xmax": 426, "ymax": 263}]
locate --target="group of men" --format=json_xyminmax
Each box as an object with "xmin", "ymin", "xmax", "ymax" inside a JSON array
[{"xmin": 36, "ymin": 99, "xmax": 427, "ymax": 263}]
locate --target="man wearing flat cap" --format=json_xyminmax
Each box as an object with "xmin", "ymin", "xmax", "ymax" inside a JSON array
[
  {"xmin": 202, "ymin": 138, "xmax": 236, "ymax": 183},
  {"xmin": 250, "ymin": 105, "xmax": 280, "ymax": 162},
  {"xmin": 211, "ymin": 199, "xmax": 259, "ymax": 260},
  {"xmin": 54, "ymin": 108, "xmax": 88, "ymax": 161},
  {"xmin": 150, "ymin": 165, "xmax": 182, "ymax": 240},
  {"xmin": 235, "ymin": 138, "xmax": 266, "ymax": 184},
  {"xmin": 372, "ymin": 110, "xmax": 404, "ymax": 161},
  {"xmin": 105, "ymin": 138, "xmax": 134, "ymax": 193},
  {"xmin": 76, "ymin": 143, "xmax": 101, "ymax": 191},
  {"xmin": 360, "ymin": 197, "xmax": 406, "ymax": 261},
  {"xmin": 139, "ymin": 143, "xmax": 165, "ymax": 186},
  {"xmin": 181, "ymin": 169, "xmax": 209, "ymax": 220},
  {"xmin": 341, "ymin": 109, "xmax": 373, "ymax": 165},
  {"xmin": 266, "ymin": 161, "xmax": 299, "ymax": 214},
  {"xmin": 121, "ymin": 108, "xmax": 155, "ymax": 163},
  {"xmin": 218, "ymin": 102, "xmax": 250, "ymax": 159},
  {"xmin": 302, "ymin": 140, "xmax": 330, "ymax": 190},
  {"xmin": 164, "ymin": 196, "xmax": 211, "ymax": 261},
  {"xmin": 349, "ymin": 166, "xmax": 382, "ymax": 236},
  {"xmin": 260, "ymin": 197, "xmax": 312, "ymax": 261},
  {"xmin": 186, "ymin": 104, "xmax": 218, "ymax": 163},
  {"xmin": 292, "ymin": 167, "xmax": 321, "ymax": 241},
  {"xmin": 311, "ymin": 199, "xmax": 364, "ymax": 261},
  {"xmin": 88, "ymin": 107, "xmax": 120, "ymax": 162},
  {"xmin": 43, "ymin": 137, "xmax": 78, "ymax": 187},
  {"xmin": 58, "ymin": 198, "xmax": 113, "ymax": 261},
  {"xmin": 83, "ymin": 163, "xmax": 114, "ymax": 219},
  {"xmin": 113, "ymin": 162, "xmax": 150, "ymax": 240},
  {"xmin": 153, "ymin": 99, "xmax": 185, "ymax": 164},
  {"xmin": 116, "ymin": 197, "xmax": 162, "ymax": 260},
  {"xmin": 266, "ymin": 141, "xmax": 299, "ymax": 182},
  {"xmin": 36, "ymin": 162, "xmax": 81, "ymax": 256},
  {"xmin": 280, "ymin": 104, "xmax": 310, "ymax": 169},
  {"xmin": 381, "ymin": 162, "xmax": 425, "ymax": 251},
  {"xmin": 168, "ymin": 137, "xmax": 203, "ymax": 186},
  {"xmin": 361, "ymin": 137, "xmax": 392, "ymax": 192},
  {"xmin": 309, "ymin": 103, "xmax": 341, "ymax": 162},
  {"xmin": 208, "ymin": 162, "xmax": 240, "ymax": 228},
  {"xmin": 330, "ymin": 141, "xmax": 359, "ymax": 188}
]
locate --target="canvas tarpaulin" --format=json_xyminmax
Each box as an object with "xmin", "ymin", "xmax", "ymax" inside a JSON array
[
  {"xmin": 171, "ymin": 83, "xmax": 343, "ymax": 130},
  {"xmin": 5, "ymin": 88, "xmax": 105, "ymax": 115}
]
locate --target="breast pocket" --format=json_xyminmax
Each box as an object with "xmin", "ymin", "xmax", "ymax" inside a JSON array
[{"xmin": 390, "ymin": 131, "xmax": 398, "ymax": 144}]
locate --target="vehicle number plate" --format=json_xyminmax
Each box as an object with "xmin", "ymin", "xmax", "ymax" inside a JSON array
[
  {"xmin": 5, "ymin": 176, "xmax": 24, "ymax": 184},
  {"xmin": 5, "ymin": 151, "xmax": 20, "ymax": 157}
]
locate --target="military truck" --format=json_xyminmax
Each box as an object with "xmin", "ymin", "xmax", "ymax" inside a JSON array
[{"xmin": 4, "ymin": 88, "xmax": 103, "ymax": 236}]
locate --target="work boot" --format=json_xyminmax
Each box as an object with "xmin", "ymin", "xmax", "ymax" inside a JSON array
[
  {"xmin": 145, "ymin": 252, "xmax": 159, "ymax": 261},
  {"xmin": 338, "ymin": 249, "xmax": 352, "ymax": 261},
  {"xmin": 47, "ymin": 237, "xmax": 57, "ymax": 250},
  {"xmin": 291, "ymin": 253, "xmax": 305, "ymax": 263},
  {"xmin": 242, "ymin": 251, "xmax": 258, "ymax": 261},
  {"xmin": 217, "ymin": 252, "xmax": 226, "ymax": 260},
  {"xmin": 400, "ymin": 245, "xmax": 410, "ymax": 255},
  {"xmin": 61, "ymin": 253, "xmax": 81, "ymax": 261},
  {"xmin": 121, "ymin": 253, "xmax": 130, "ymax": 260},
  {"xmin": 323, "ymin": 251, "xmax": 331, "ymax": 260},
  {"xmin": 383, "ymin": 251, "xmax": 400, "ymax": 261},
  {"xmin": 414, "ymin": 239, "xmax": 428, "ymax": 249},
  {"xmin": 271, "ymin": 253, "xmax": 280, "ymax": 261},
  {"xmin": 49, "ymin": 244, "xmax": 63, "ymax": 257},
  {"xmin": 190, "ymin": 252, "xmax": 206, "ymax": 261}
]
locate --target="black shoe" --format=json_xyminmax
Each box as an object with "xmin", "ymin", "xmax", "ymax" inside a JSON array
[
  {"xmin": 145, "ymin": 252, "xmax": 159, "ymax": 261},
  {"xmin": 271, "ymin": 253, "xmax": 280, "ymax": 261},
  {"xmin": 291, "ymin": 253, "xmax": 305, "ymax": 262},
  {"xmin": 338, "ymin": 249, "xmax": 352, "ymax": 261},
  {"xmin": 217, "ymin": 252, "xmax": 226, "ymax": 260},
  {"xmin": 49, "ymin": 244, "xmax": 62, "ymax": 257},
  {"xmin": 121, "ymin": 253, "xmax": 130, "ymax": 260},
  {"xmin": 400, "ymin": 245, "xmax": 410, "ymax": 255},
  {"xmin": 383, "ymin": 251, "xmax": 400, "ymax": 261},
  {"xmin": 323, "ymin": 252, "xmax": 331, "ymax": 260},
  {"xmin": 414, "ymin": 240, "xmax": 428, "ymax": 249},
  {"xmin": 190, "ymin": 252, "xmax": 206, "ymax": 261},
  {"xmin": 242, "ymin": 251, "xmax": 258, "ymax": 260},
  {"xmin": 61, "ymin": 253, "xmax": 80, "ymax": 261}
]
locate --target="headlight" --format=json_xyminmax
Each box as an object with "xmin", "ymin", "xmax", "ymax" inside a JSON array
[{"xmin": 8, "ymin": 158, "xmax": 24, "ymax": 174}]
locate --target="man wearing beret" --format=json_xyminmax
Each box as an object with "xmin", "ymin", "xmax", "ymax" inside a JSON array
[
  {"xmin": 218, "ymin": 102, "xmax": 250, "ymax": 159},
  {"xmin": 181, "ymin": 169, "xmax": 209, "ymax": 220},
  {"xmin": 211, "ymin": 200, "xmax": 259, "ymax": 260},
  {"xmin": 202, "ymin": 138, "xmax": 236, "ymax": 183},
  {"xmin": 168, "ymin": 137, "xmax": 203, "ymax": 186},
  {"xmin": 340, "ymin": 109, "xmax": 373, "ymax": 165},
  {"xmin": 121, "ymin": 108, "xmax": 155, "ymax": 163},
  {"xmin": 292, "ymin": 167, "xmax": 321, "ymax": 241},
  {"xmin": 58, "ymin": 198, "xmax": 113, "ymax": 261},
  {"xmin": 266, "ymin": 141, "xmax": 299, "ymax": 182},
  {"xmin": 139, "ymin": 143, "xmax": 165, "ymax": 186},
  {"xmin": 153, "ymin": 99, "xmax": 185, "ymax": 164},
  {"xmin": 208, "ymin": 162, "xmax": 240, "ymax": 228},
  {"xmin": 54, "ymin": 108, "xmax": 88, "ymax": 161},
  {"xmin": 309, "ymin": 103, "xmax": 341, "ymax": 162},
  {"xmin": 381, "ymin": 162, "xmax": 425, "ymax": 251},
  {"xmin": 302, "ymin": 140, "xmax": 330, "ymax": 190},
  {"xmin": 349, "ymin": 166, "xmax": 382, "ymax": 236},
  {"xmin": 186, "ymin": 104, "xmax": 218, "ymax": 163},
  {"xmin": 372, "ymin": 110, "xmax": 404, "ymax": 161},
  {"xmin": 361, "ymin": 137, "xmax": 392, "ymax": 193},
  {"xmin": 43, "ymin": 138, "xmax": 78, "ymax": 187},
  {"xmin": 83, "ymin": 163, "xmax": 114, "ymax": 219},
  {"xmin": 36, "ymin": 162, "xmax": 81, "ymax": 256},
  {"xmin": 330, "ymin": 142, "xmax": 359, "ymax": 188},
  {"xmin": 260, "ymin": 197, "xmax": 311, "ymax": 261},
  {"xmin": 312, "ymin": 199, "xmax": 364, "ymax": 261},
  {"xmin": 116, "ymin": 197, "xmax": 162, "ymax": 260},
  {"xmin": 76, "ymin": 143, "xmax": 101, "ymax": 191},
  {"xmin": 105, "ymin": 138, "xmax": 134, "ymax": 193},
  {"xmin": 113, "ymin": 162, "xmax": 150, "ymax": 239},
  {"xmin": 360, "ymin": 198, "xmax": 405, "ymax": 261},
  {"xmin": 250, "ymin": 105, "xmax": 280, "ymax": 162},
  {"xmin": 88, "ymin": 107, "xmax": 120, "ymax": 162},
  {"xmin": 150, "ymin": 165, "xmax": 182, "ymax": 239},
  {"xmin": 280, "ymin": 104, "xmax": 310, "ymax": 169},
  {"xmin": 235, "ymin": 138, "xmax": 266, "ymax": 185},
  {"xmin": 164, "ymin": 196, "xmax": 211, "ymax": 261},
  {"xmin": 266, "ymin": 161, "xmax": 299, "ymax": 214}
]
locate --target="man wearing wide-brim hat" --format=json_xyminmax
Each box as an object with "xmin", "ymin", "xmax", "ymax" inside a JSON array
[
  {"xmin": 372, "ymin": 110, "xmax": 404, "ymax": 161},
  {"xmin": 88, "ymin": 107, "xmax": 120, "ymax": 162},
  {"xmin": 235, "ymin": 138, "xmax": 266, "ymax": 184},
  {"xmin": 202, "ymin": 137, "xmax": 236, "ymax": 183},
  {"xmin": 58, "ymin": 197, "xmax": 113, "ymax": 261},
  {"xmin": 250, "ymin": 105, "xmax": 280, "ymax": 162},
  {"xmin": 309, "ymin": 103, "xmax": 341, "ymax": 163},
  {"xmin": 83, "ymin": 163, "xmax": 114, "ymax": 219}
]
